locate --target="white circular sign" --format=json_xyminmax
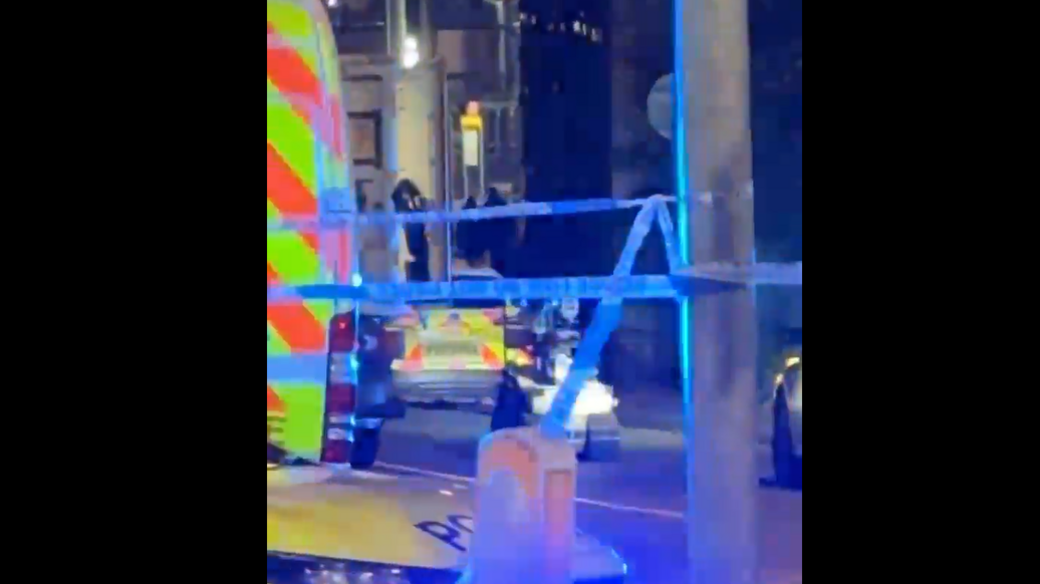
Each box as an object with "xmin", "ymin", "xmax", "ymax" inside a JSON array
[
  {"xmin": 647, "ymin": 74, "xmax": 674, "ymax": 140},
  {"xmin": 559, "ymin": 298, "xmax": 579, "ymax": 321}
]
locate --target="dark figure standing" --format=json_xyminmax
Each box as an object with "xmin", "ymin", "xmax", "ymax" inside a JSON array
[{"xmin": 390, "ymin": 179, "xmax": 430, "ymax": 282}]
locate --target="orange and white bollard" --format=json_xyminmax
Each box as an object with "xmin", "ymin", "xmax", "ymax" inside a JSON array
[{"xmin": 464, "ymin": 426, "xmax": 577, "ymax": 584}]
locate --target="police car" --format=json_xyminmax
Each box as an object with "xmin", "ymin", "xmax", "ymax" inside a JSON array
[
  {"xmin": 386, "ymin": 293, "xmax": 621, "ymax": 461},
  {"xmin": 267, "ymin": 444, "xmax": 628, "ymax": 584},
  {"xmin": 389, "ymin": 298, "xmax": 512, "ymax": 411}
]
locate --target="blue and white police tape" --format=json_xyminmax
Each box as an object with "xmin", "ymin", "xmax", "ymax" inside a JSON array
[
  {"xmin": 675, "ymin": 262, "xmax": 802, "ymax": 285},
  {"xmin": 266, "ymin": 354, "xmax": 333, "ymax": 383},
  {"xmin": 268, "ymin": 275, "xmax": 683, "ymax": 302},
  {"xmin": 268, "ymin": 195, "xmax": 675, "ymax": 231},
  {"xmin": 652, "ymin": 198, "xmax": 684, "ymax": 273},
  {"xmin": 265, "ymin": 265, "xmax": 799, "ymax": 304},
  {"xmin": 610, "ymin": 202, "xmax": 659, "ymax": 278}
]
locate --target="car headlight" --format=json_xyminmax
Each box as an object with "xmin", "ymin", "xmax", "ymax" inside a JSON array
[{"xmin": 573, "ymin": 380, "xmax": 616, "ymax": 416}]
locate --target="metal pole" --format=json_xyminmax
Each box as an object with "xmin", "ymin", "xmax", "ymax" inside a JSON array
[
  {"xmin": 478, "ymin": 126, "xmax": 486, "ymax": 203},
  {"xmin": 495, "ymin": 1, "xmax": 507, "ymax": 93},
  {"xmin": 383, "ymin": 0, "xmax": 400, "ymax": 209},
  {"xmin": 676, "ymin": 0, "xmax": 759, "ymax": 582},
  {"xmin": 463, "ymin": 138, "xmax": 471, "ymax": 203},
  {"xmin": 385, "ymin": 0, "xmax": 393, "ymax": 55},
  {"xmin": 442, "ymin": 60, "xmax": 454, "ymax": 283}
]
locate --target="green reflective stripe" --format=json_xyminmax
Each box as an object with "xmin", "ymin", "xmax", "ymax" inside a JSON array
[
  {"xmin": 271, "ymin": 381, "xmax": 326, "ymax": 459},
  {"xmin": 305, "ymin": 299, "xmax": 334, "ymax": 328},
  {"xmin": 267, "ymin": 79, "xmax": 316, "ymax": 193},
  {"xmin": 267, "ymin": 231, "xmax": 320, "ymax": 285},
  {"xmin": 267, "ymin": 322, "xmax": 291, "ymax": 355}
]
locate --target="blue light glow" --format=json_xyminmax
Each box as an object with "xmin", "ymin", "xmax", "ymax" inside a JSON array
[
  {"xmin": 673, "ymin": 0, "xmax": 692, "ymax": 408},
  {"xmin": 273, "ymin": 275, "xmax": 682, "ymax": 302},
  {"xmin": 267, "ymin": 354, "xmax": 329, "ymax": 382},
  {"xmin": 268, "ymin": 196, "xmax": 673, "ymax": 231}
]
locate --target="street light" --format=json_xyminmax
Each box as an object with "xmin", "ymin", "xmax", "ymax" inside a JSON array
[{"xmin": 402, "ymin": 35, "xmax": 419, "ymax": 69}]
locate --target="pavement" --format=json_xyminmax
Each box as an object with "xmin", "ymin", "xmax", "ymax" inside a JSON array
[{"xmin": 378, "ymin": 407, "xmax": 802, "ymax": 584}]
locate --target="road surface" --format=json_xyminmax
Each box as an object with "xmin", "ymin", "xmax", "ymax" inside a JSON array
[{"xmin": 377, "ymin": 408, "xmax": 802, "ymax": 584}]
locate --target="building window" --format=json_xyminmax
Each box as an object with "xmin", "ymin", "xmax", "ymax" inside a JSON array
[{"xmin": 348, "ymin": 111, "xmax": 383, "ymax": 168}]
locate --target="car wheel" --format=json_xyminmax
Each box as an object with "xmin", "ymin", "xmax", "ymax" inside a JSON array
[
  {"xmin": 577, "ymin": 431, "xmax": 593, "ymax": 461},
  {"xmin": 350, "ymin": 427, "xmax": 381, "ymax": 469},
  {"xmin": 490, "ymin": 385, "xmax": 527, "ymax": 432},
  {"xmin": 771, "ymin": 386, "xmax": 802, "ymax": 489},
  {"xmin": 578, "ymin": 417, "xmax": 621, "ymax": 462}
]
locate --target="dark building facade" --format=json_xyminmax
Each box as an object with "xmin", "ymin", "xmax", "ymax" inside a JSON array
[
  {"xmin": 519, "ymin": 0, "xmax": 610, "ymax": 202},
  {"xmin": 327, "ymin": 0, "xmax": 428, "ymax": 57},
  {"xmin": 518, "ymin": 0, "xmax": 613, "ymax": 277}
]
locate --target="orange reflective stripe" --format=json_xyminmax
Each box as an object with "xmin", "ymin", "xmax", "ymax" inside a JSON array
[
  {"xmin": 267, "ymin": 303, "xmax": 326, "ymax": 352},
  {"xmin": 267, "ymin": 143, "xmax": 318, "ymax": 216},
  {"xmin": 266, "ymin": 23, "xmax": 345, "ymax": 158},
  {"xmin": 402, "ymin": 345, "xmax": 423, "ymax": 371},
  {"xmin": 267, "ymin": 385, "xmax": 286, "ymax": 414},
  {"xmin": 481, "ymin": 344, "xmax": 504, "ymax": 369}
]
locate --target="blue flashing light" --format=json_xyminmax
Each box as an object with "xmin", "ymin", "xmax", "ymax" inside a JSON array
[{"xmin": 351, "ymin": 272, "xmax": 363, "ymax": 287}]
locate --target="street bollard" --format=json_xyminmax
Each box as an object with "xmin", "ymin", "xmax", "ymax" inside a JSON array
[{"xmin": 462, "ymin": 426, "xmax": 577, "ymax": 584}]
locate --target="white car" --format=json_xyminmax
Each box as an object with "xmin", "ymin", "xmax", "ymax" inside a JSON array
[
  {"xmin": 520, "ymin": 353, "xmax": 621, "ymax": 461},
  {"xmin": 762, "ymin": 354, "xmax": 802, "ymax": 488}
]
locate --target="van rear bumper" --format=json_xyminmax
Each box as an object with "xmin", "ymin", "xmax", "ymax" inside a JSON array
[{"xmin": 392, "ymin": 369, "xmax": 503, "ymax": 406}]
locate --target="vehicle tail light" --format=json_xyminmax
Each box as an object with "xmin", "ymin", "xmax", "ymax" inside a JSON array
[{"xmin": 322, "ymin": 311, "xmax": 358, "ymax": 463}]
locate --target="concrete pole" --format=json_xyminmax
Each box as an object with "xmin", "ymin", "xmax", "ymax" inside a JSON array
[
  {"xmin": 676, "ymin": 0, "xmax": 759, "ymax": 583},
  {"xmin": 383, "ymin": 0, "xmax": 409, "ymax": 206},
  {"xmin": 396, "ymin": 0, "xmax": 408, "ymax": 55}
]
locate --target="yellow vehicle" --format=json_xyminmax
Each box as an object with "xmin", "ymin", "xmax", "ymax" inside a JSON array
[
  {"xmin": 267, "ymin": 445, "xmax": 627, "ymax": 583},
  {"xmin": 390, "ymin": 300, "xmax": 507, "ymax": 405},
  {"xmin": 267, "ymin": 0, "xmax": 352, "ymax": 463},
  {"xmin": 385, "ymin": 263, "xmax": 527, "ymax": 435}
]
